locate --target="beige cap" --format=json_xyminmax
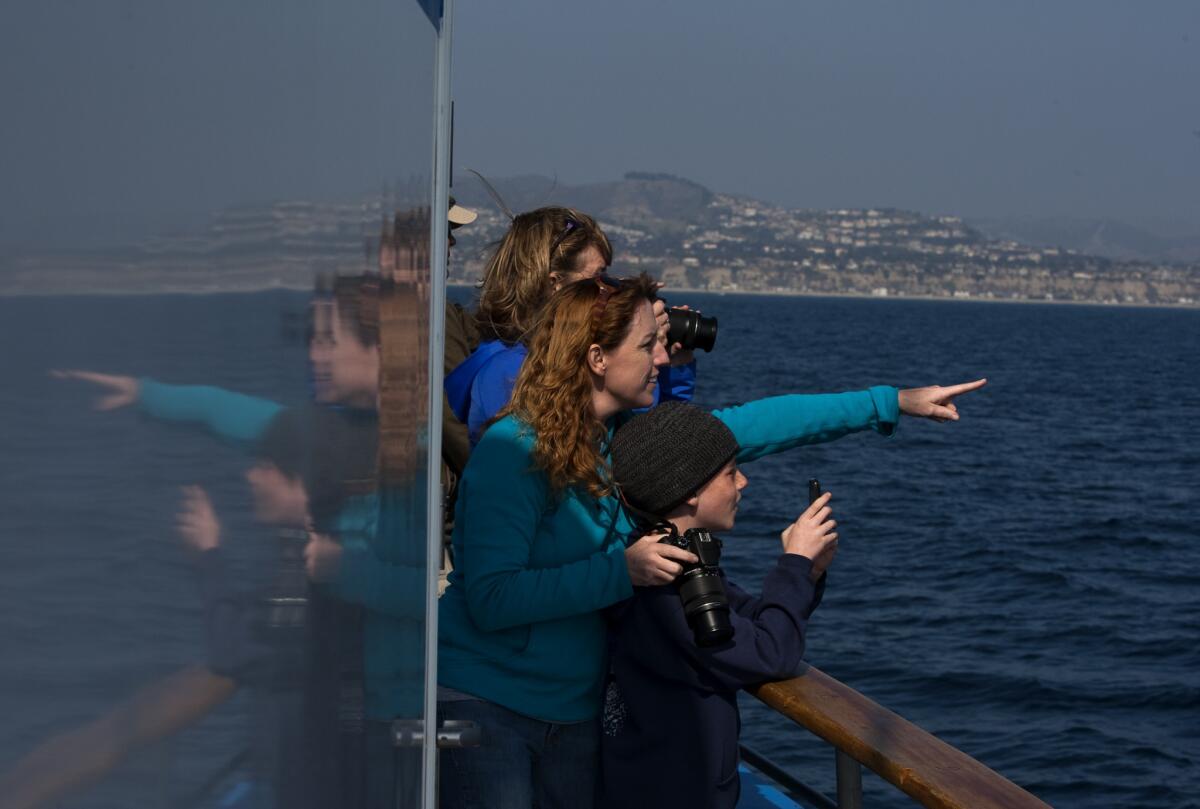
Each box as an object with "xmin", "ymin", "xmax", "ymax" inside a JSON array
[{"xmin": 448, "ymin": 196, "xmax": 477, "ymax": 229}]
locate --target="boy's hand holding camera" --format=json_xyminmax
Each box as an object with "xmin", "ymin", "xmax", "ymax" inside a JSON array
[{"xmin": 781, "ymin": 491, "xmax": 838, "ymax": 583}]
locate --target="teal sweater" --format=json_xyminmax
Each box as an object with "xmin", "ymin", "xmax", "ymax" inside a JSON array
[{"xmin": 437, "ymin": 386, "xmax": 899, "ymax": 723}]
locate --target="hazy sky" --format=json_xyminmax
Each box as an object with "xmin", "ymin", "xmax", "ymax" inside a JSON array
[
  {"xmin": 452, "ymin": 0, "xmax": 1200, "ymax": 226},
  {"xmin": 1, "ymin": 0, "xmax": 437, "ymax": 248},
  {"xmin": 2, "ymin": 0, "xmax": 1197, "ymax": 249}
]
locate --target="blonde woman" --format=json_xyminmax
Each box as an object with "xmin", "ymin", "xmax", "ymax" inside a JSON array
[
  {"xmin": 436, "ymin": 272, "xmax": 985, "ymax": 808},
  {"xmin": 446, "ymin": 208, "xmax": 696, "ymax": 447}
]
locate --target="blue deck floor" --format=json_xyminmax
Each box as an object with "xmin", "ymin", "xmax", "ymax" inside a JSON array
[{"xmin": 737, "ymin": 763, "xmax": 804, "ymax": 809}]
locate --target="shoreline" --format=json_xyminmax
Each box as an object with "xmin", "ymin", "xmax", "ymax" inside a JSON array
[
  {"xmin": 0, "ymin": 281, "xmax": 1196, "ymax": 311},
  {"xmin": 454, "ymin": 282, "xmax": 1200, "ymax": 312}
]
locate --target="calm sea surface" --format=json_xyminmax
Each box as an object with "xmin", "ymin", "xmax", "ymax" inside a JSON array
[{"xmin": 1, "ymin": 290, "xmax": 1197, "ymax": 807}]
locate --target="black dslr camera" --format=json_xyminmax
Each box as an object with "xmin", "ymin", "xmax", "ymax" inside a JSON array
[
  {"xmin": 659, "ymin": 528, "xmax": 733, "ymax": 646},
  {"xmin": 665, "ymin": 307, "xmax": 719, "ymax": 353},
  {"xmin": 261, "ymin": 527, "xmax": 309, "ymax": 631}
]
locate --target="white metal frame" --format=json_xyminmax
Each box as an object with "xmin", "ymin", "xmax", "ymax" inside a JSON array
[{"xmin": 422, "ymin": 0, "xmax": 455, "ymax": 805}]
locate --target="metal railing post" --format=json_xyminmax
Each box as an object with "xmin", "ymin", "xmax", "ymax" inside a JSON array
[{"xmin": 835, "ymin": 749, "xmax": 863, "ymax": 809}]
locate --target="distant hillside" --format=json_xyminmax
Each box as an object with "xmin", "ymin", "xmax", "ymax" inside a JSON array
[
  {"xmin": 449, "ymin": 173, "xmax": 1200, "ymax": 307},
  {"xmin": 454, "ymin": 173, "xmax": 1200, "ymax": 265},
  {"xmin": 450, "ymin": 171, "xmax": 716, "ymax": 234},
  {"xmin": 969, "ymin": 216, "xmax": 1200, "ymax": 263}
]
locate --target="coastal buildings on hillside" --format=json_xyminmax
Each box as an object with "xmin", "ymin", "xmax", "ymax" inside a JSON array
[
  {"xmin": 3, "ymin": 179, "xmax": 1197, "ymax": 305},
  {"xmin": 0, "ymin": 201, "xmax": 381, "ymax": 294},
  {"xmin": 451, "ymin": 194, "xmax": 1198, "ymax": 306}
]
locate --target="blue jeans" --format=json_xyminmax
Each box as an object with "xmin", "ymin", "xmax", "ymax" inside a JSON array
[{"xmin": 438, "ymin": 698, "xmax": 599, "ymax": 809}]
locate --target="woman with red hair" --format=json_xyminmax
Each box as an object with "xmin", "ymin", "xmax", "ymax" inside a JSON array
[{"xmin": 437, "ymin": 272, "xmax": 984, "ymax": 809}]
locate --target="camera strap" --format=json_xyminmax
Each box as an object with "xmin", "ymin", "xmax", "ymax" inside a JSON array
[{"xmin": 613, "ymin": 483, "xmax": 678, "ymax": 543}]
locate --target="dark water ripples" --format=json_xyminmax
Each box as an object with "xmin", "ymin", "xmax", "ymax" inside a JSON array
[{"xmin": 696, "ymin": 295, "xmax": 1199, "ymax": 808}]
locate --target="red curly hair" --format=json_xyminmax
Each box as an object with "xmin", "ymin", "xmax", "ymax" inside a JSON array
[{"xmin": 498, "ymin": 272, "xmax": 659, "ymax": 496}]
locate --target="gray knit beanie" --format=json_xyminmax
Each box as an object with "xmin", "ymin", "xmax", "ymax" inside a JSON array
[{"xmin": 610, "ymin": 402, "xmax": 739, "ymax": 518}]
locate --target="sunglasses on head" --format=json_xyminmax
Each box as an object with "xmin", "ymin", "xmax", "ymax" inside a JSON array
[
  {"xmin": 591, "ymin": 273, "xmax": 629, "ymax": 322},
  {"xmin": 547, "ymin": 217, "xmax": 581, "ymax": 268}
]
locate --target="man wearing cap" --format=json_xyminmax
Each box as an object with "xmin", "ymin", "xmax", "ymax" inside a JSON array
[
  {"xmin": 440, "ymin": 197, "xmax": 480, "ymax": 594},
  {"xmin": 447, "ymin": 196, "xmax": 477, "ymax": 239},
  {"xmin": 600, "ymin": 402, "xmax": 839, "ymax": 809},
  {"xmin": 443, "ymin": 196, "xmax": 480, "ymax": 475}
]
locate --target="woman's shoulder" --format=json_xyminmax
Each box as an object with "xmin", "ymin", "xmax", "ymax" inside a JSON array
[
  {"xmin": 473, "ymin": 414, "xmax": 537, "ymax": 453},
  {"xmin": 464, "ymin": 415, "xmax": 547, "ymax": 489}
]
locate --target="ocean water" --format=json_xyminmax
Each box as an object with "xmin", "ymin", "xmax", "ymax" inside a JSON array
[{"xmin": 0, "ymin": 290, "xmax": 1197, "ymax": 807}]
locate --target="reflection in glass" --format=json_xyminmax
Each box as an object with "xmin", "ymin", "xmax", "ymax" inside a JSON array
[{"xmin": 0, "ymin": 1, "xmax": 442, "ymax": 807}]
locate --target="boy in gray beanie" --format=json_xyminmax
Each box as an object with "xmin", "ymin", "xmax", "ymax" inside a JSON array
[{"xmin": 600, "ymin": 402, "xmax": 838, "ymax": 809}]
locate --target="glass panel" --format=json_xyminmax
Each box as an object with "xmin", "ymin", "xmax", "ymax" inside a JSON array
[{"xmin": 0, "ymin": 2, "xmax": 442, "ymax": 807}]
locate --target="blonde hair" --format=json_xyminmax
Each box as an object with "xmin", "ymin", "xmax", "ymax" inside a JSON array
[
  {"xmin": 499, "ymin": 272, "xmax": 658, "ymax": 497},
  {"xmin": 475, "ymin": 207, "xmax": 613, "ymax": 345}
]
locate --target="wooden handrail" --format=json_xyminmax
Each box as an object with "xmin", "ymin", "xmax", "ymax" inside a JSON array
[{"xmin": 747, "ymin": 665, "xmax": 1052, "ymax": 809}]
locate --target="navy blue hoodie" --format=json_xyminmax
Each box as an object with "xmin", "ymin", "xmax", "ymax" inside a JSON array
[{"xmin": 600, "ymin": 553, "xmax": 824, "ymax": 809}]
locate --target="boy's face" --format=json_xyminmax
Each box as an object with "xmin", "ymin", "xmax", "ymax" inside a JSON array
[
  {"xmin": 688, "ymin": 459, "xmax": 747, "ymax": 532},
  {"xmin": 308, "ymin": 302, "xmax": 379, "ymax": 407}
]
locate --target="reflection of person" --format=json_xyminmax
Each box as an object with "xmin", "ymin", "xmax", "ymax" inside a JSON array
[
  {"xmin": 48, "ymin": 278, "xmax": 383, "ymax": 808},
  {"xmin": 0, "ymin": 416, "xmax": 358, "ymax": 809},
  {"xmin": 600, "ymin": 403, "xmax": 838, "ymax": 809},
  {"xmin": 437, "ymin": 271, "xmax": 986, "ymax": 809},
  {"xmin": 177, "ymin": 405, "xmax": 378, "ymax": 809},
  {"xmin": 55, "ymin": 198, "xmax": 480, "ymax": 594},
  {"xmin": 445, "ymin": 207, "xmax": 694, "ymax": 447}
]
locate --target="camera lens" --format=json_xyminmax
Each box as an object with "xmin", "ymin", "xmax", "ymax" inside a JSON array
[
  {"xmin": 666, "ymin": 309, "xmax": 718, "ymax": 353},
  {"xmin": 691, "ymin": 604, "xmax": 734, "ymax": 646},
  {"xmin": 678, "ymin": 569, "xmax": 733, "ymax": 647}
]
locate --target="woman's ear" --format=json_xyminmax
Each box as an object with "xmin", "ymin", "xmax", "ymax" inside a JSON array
[
  {"xmin": 586, "ymin": 343, "xmax": 607, "ymax": 376},
  {"xmin": 548, "ymin": 270, "xmax": 563, "ymax": 291}
]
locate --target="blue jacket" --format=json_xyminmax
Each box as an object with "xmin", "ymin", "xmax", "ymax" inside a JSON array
[
  {"xmin": 437, "ymin": 386, "xmax": 898, "ymax": 723},
  {"xmin": 445, "ymin": 339, "xmax": 697, "ymax": 447},
  {"xmin": 600, "ymin": 555, "xmax": 825, "ymax": 809}
]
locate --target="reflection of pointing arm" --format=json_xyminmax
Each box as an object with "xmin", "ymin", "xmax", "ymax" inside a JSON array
[{"xmin": 138, "ymin": 378, "xmax": 284, "ymax": 444}]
